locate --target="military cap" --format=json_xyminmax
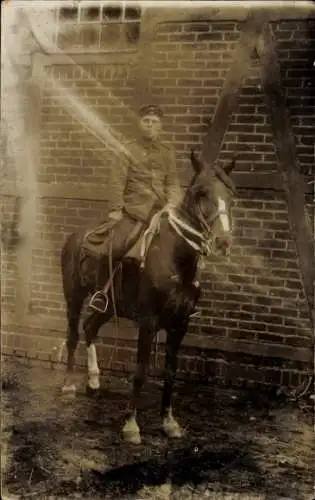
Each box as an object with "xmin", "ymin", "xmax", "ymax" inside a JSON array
[{"xmin": 138, "ymin": 104, "xmax": 163, "ymax": 119}]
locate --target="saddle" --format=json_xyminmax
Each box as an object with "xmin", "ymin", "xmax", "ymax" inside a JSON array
[
  {"xmin": 126, "ymin": 209, "xmax": 166, "ymax": 265},
  {"xmin": 80, "ymin": 208, "xmax": 167, "ymax": 275},
  {"xmin": 81, "ymin": 209, "xmax": 168, "ymax": 313}
]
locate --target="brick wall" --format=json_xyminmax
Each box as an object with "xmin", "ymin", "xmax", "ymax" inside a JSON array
[{"xmin": 1, "ymin": 17, "xmax": 314, "ymax": 389}]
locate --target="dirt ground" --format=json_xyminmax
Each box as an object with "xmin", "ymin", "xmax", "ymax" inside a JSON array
[{"xmin": 1, "ymin": 357, "xmax": 314, "ymax": 500}]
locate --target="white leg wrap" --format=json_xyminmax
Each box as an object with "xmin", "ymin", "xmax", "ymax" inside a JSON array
[
  {"xmin": 163, "ymin": 408, "xmax": 183, "ymax": 439},
  {"xmin": 122, "ymin": 415, "xmax": 141, "ymax": 444},
  {"xmin": 87, "ymin": 344, "xmax": 100, "ymax": 390}
]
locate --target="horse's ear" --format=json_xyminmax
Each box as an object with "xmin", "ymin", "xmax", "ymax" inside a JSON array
[
  {"xmin": 190, "ymin": 149, "xmax": 204, "ymax": 175},
  {"xmin": 223, "ymin": 155, "xmax": 238, "ymax": 176}
]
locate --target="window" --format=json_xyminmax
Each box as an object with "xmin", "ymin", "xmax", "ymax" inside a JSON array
[{"xmin": 57, "ymin": 2, "xmax": 142, "ymax": 51}]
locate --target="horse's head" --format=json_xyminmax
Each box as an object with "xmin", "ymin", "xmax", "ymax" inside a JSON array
[{"xmin": 181, "ymin": 150, "xmax": 237, "ymax": 257}]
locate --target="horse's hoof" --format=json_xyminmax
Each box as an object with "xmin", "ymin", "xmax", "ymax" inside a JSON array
[
  {"xmin": 61, "ymin": 384, "xmax": 76, "ymax": 394},
  {"xmin": 123, "ymin": 430, "xmax": 142, "ymax": 445},
  {"xmin": 122, "ymin": 419, "xmax": 141, "ymax": 445},
  {"xmin": 86, "ymin": 385, "xmax": 100, "ymax": 398},
  {"xmin": 61, "ymin": 384, "xmax": 76, "ymax": 401},
  {"xmin": 163, "ymin": 418, "xmax": 183, "ymax": 439},
  {"xmin": 87, "ymin": 375, "xmax": 100, "ymax": 391}
]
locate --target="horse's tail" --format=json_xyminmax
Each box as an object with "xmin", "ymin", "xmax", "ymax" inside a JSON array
[
  {"xmin": 61, "ymin": 231, "xmax": 76, "ymax": 272},
  {"xmin": 51, "ymin": 231, "xmax": 82, "ymax": 366},
  {"xmin": 60, "ymin": 231, "xmax": 84, "ymax": 301}
]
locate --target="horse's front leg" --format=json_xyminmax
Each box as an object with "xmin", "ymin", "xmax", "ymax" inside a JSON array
[
  {"xmin": 161, "ymin": 321, "xmax": 188, "ymax": 439},
  {"xmin": 123, "ymin": 325, "xmax": 156, "ymax": 445}
]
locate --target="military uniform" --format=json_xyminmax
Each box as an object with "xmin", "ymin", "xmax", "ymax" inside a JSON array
[
  {"xmin": 84, "ymin": 104, "xmax": 185, "ymax": 312},
  {"xmin": 107, "ymin": 136, "xmax": 182, "ymax": 222},
  {"xmin": 82, "ymin": 102, "xmax": 181, "ymax": 261}
]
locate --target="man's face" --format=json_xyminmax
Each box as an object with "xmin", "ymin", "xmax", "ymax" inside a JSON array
[{"xmin": 139, "ymin": 114, "xmax": 162, "ymax": 141}]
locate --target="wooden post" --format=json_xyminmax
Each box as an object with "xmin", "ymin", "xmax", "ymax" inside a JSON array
[
  {"xmin": 201, "ymin": 10, "xmax": 268, "ymax": 166},
  {"xmin": 130, "ymin": 10, "xmax": 160, "ymax": 110},
  {"xmin": 257, "ymin": 21, "xmax": 314, "ymax": 329}
]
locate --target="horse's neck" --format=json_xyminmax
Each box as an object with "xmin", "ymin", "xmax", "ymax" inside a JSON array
[
  {"xmin": 177, "ymin": 199, "xmax": 202, "ymax": 234},
  {"xmin": 158, "ymin": 216, "xmax": 198, "ymax": 283}
]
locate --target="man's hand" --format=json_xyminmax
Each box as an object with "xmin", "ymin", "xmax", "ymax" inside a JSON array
[{"xmin": 108, "ymin": 210, "xmax": 123, "ymax": 221}]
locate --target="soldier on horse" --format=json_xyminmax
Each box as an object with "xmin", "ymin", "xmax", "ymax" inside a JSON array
[
  {"xmin": 82, "ymin": 103, "xmax": 200, "ymax": 317},
  {"xmin": 60, "ymin": 102, "xmax": 237, "ymax": 444}
]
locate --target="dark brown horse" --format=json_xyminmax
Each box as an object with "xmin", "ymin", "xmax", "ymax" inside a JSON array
[{"xmin": 60, "ymin": 150, "xmax": 237, "ymax": 444}]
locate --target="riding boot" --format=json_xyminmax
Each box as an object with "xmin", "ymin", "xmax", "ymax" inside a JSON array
[{"xmin": 88, "ymin": 257, "xmax": 112, "ymax": 314}]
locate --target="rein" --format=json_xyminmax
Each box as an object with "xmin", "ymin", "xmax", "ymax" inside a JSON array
[
  {"xmin": 139, "ymin": 203, "xmax": 229, "ymax": 267},
  {"xmin": 168, "ymin": 204, "xmax": 229, "ymax": 257},
  {"xmin": 168, "ymin": 209, "xmax": 211, "ymax": 255}
]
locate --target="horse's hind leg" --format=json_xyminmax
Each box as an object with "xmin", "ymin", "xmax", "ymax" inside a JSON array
[{"xmin": 62, "ymin": 292, "xmax": 85, "ymax": 395}]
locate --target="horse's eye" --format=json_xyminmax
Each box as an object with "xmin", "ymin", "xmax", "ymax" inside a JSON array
[{"xmin": 197, "ymin": 190, "xmax": 208, "ymax": 199}]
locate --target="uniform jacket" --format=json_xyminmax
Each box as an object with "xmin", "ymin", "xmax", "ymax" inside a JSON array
[{"xmin": 106, "ymin": 137, "xmax": 182, "ymax": 223}]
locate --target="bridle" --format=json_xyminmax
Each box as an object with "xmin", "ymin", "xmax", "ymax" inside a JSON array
[
  {"xmin": 139, "ymin": 202, "xmax": 230, "ymax": 270},
  {"xmin": 168, "ymin": 203, "xmax": 229, "ymax": 257}
]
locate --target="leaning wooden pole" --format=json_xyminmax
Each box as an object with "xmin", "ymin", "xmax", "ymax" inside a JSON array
[
  {"xmin": 201, "ymin": 10, "xmax": 266, "ymax": 166},
  {"xmin": 257, "ymin": 20, "xmax": 314, "ymax": 330}
]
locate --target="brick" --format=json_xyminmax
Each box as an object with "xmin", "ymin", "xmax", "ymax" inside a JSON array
[
  {"xmin": 284, "ymin": 336, "xmax": 312, "ymax": 348},
  {"xmin": 226, "ymin": 311, "xmax": 253, "ymax": 321},
  {"xmin": 270, "ymin": 307, "xmax": 298, "ymax": 318},
  {"xmin": 242, "ymin": 247, "xmax": 271, "ymax": 258},
  {"xmin": 257, "ymin": 332, "xmax": 285, "ymax": 344},
  {"xmin": 169, "ymin": 33, "xmax": 196, "ymax": 42},
  {"xmin": 236, "ymin": 114, "xmax": 265, "ymax": 125},
  {"xmin": 196, "ymin": 32, "xmax": 225, "ymax": 42},
  {"xmin": 209, "ymin": 300, "xmax": 241, "ymax": 312},
  {"xmin": 228, "ymin": 329, "xmax": 256, "ymax": 341},
  {"xmin": 240, "ymin": 200, "xmax": 264, "ymax": 209},
  {"xmin": 255, "ymin": 314, "xmax": 284, "ymax": 325},
  {"xmin": 236, "ymin": 237, "xmax": 258, "ymax": 246},
  {"xmin": 267, "ymin": 221, "xmax": 289, "ymax": 231},
  {"xmin": 285, "ymin": 279, "xmax": 303, "ymax": 290},
  {"xmin": 240, "ymin": 219, "xmax": 262, "ymax": 229},
  {"xmin": 272, "ymin": 250, "xmax": 296, "ymax": 259},
  {"xmin": 242, "ymin": 304, "xmax": 269, "ymax": 314},
  {"xmin": 238, "ymin": 320, "xmax": 267, "ymax": 332},
  {"xmin": 200, "ymin": 326, "xmax": 227, "ymax": 337},
  {"xmin": 182, "ymin": 23, "xmax": 209, "ymax": 33},
  {"xmin": 259, "ymin": 239, "xmax": 287, "ymax": 249},
  {"xmin": 212, "ymin": 318, "xmax": 238, "ymax": 328}
]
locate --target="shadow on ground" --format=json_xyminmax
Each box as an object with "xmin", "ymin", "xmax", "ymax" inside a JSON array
[{"xmin": 2, "ymin": 357, "xmax": 314, "ymax": 499}]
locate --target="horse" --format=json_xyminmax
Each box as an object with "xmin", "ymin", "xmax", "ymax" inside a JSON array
[{"xmin": 60, "ymin": 149, "xmax": 237, "ymax": 445}]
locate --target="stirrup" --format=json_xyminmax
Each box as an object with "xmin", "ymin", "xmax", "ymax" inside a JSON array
[
  {"xmin": 189, "ymin": 310, "xmax": 201, "ymax": 319},
  {"xmin": 88, "ymin": 290, "xmax": 109, "ymax": 314}
]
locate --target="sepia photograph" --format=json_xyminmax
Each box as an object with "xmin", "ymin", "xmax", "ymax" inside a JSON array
[{"xmin": 1, "ymin": 1, "xmax": 314, "ymax": 498}]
